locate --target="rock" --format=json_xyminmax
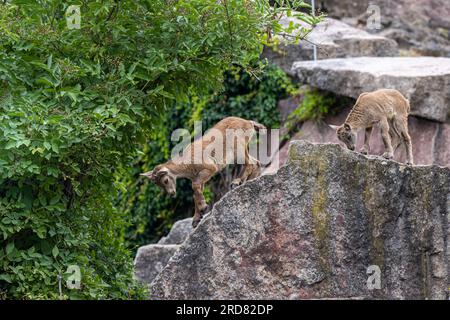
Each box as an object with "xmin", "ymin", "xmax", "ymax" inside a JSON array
[
  {"xmin": 277, "ymin": 94, "xmax": 304, "ymax": 123},
  {"xmin": 320, "ymin": 0, "xmax": 450, "ymax": 57},
  {"xmin": 292, "ymin": 57, "xmax": 450, "ymax": 122},
  {"xmin": 263, "ymin": 17, "xmax": 398, "ymax": 75},
  {"xmin": 134, "ymin": 244, "xmax": 180, "ymax": 284},
  {"xmin": 158, "ymin": 218, "xmax": 193, "ymax": 245},
  {"xmin": 151, "ymin": 141, "xmax": 450, "ymax": 299},
  {"xmin": 134, "ymin": 217, "xmax": 193, "ymax": 284}
]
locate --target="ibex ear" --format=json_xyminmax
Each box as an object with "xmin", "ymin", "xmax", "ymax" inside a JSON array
[
  {"xmin": 344, "ymin": 123, "xmax": 351, "ymax": 131},
  {"xmin": 155, "ymin": 169, "xmax": 168, "ymax": 178},
  {"xmin": 328, "ymin": 124, "xmax": 340, "ymax": 130}
]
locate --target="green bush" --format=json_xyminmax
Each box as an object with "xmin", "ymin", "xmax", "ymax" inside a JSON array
[{"xmin": 281, "ymin": 87, "xmax": 337, "ymax": 139}]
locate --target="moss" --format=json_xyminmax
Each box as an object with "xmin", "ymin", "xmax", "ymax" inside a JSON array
[
  {"xmin": 310, "ymin": 158, "xmax": 331, "ymax": 274},
  {"xmin": 420, "ymin": 251, "xmax": 430, "ymax": 299},
  {"xmin": 362, "ymin": 169, "xmax": 385, "ymax": 273}
]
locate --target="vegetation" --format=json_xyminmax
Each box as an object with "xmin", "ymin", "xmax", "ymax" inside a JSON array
[
  {"xmin": 0, "ymin": 0, "xmax": 320, "ymax": 299},
  {"xmin": 282, "ymin": 87, "xmax": 353, "ymax": 141}
]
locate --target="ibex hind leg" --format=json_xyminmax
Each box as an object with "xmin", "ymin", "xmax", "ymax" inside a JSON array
[
  {"xmin": 388, "ymin": 124, "xmax": 401, "ymax": 154},
  {"xmin": 380, "ymin": 119, "xmax": 394, "ymax": 159},
  {"xmin": 394, "ymin": 117, "xmax": 413, "ymax": 165},
  {"xmin": 230, "ymin": 148, "xmax": 258, "ymax": 188}
]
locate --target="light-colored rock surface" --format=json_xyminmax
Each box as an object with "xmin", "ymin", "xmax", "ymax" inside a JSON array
[
  {"xmin": 292, "ymin": 57, "xmax": 450, "ymax": 122},
  {"xmin": 158, "ymin": 218, "xmax": 193, "ymax": 245},
  {"xmin": 134, "ymin": 244, "xmax": 179, "ymax": 284},
  {"xmin": 263, "ymin": 17, "xmax": 398, "ymax": 75},
  {"xmin": 151, "ymin": 141, "xmax": 450, "ymax": 299},
  {"xmin": 134, "ymin": 217, "xmax": 194, "ymax": 284},
  {"xmin": 320, "ymin": 0, "xmax": 450, "ymax": 56}
]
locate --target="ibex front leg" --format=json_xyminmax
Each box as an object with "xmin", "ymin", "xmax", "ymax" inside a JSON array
[
  {"xmin": 191, "ymin": 168, "xmax": 215, "ymax": 228},
  {"xmin": 192, "ymin": 181, "xmax": 208, "ymax": 228},
  {"xmin": 361, "ymin": 127, "xmax": 372, "ymax": 155}
]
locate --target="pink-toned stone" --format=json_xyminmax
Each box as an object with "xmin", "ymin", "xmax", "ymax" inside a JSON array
[{"xmin": 435, "ymin": 123, "xmax": 450, "ymax": 165}]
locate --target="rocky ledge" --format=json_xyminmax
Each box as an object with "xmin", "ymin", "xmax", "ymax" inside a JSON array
[
  {"xmin": 291, "ymin": 57, "xmax": 450, "ymax": 122},
  {"xmin": 134, "ymin": 218, "xmax": 192, "ymax": 285},
  {"xmin": 263, "ymin": 17, "xmax": 397, "ymax": 75},
  {"xmin": 150, "ymin": 141, "xmax": 449, "ymax": 300}
]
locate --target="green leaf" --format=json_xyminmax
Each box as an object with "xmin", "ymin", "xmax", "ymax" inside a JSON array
[
  {"xmin": 6, "ymin": 242, "xmax": 14, "ymax": 255},
  {"xmin": 52, "ymin": 246, "xmax": 59, "ymax": 258},
  {"xmin": 51, "ymin": 142, "xmax": 59, "ymax": 153},
  {"xmin": 4, "ymin": 140, "xmax": 16, "ymax": 149},
  {"xmin": 0, "ymin": 274, "xmax": 12, "ymax": 283},
  {"xmin": 49, "ymin": 194, "xmax": 60, "ymax": 205},
  {"xmin": 43, "ymin": 141, "xmax": 51, "ymax": 150}
]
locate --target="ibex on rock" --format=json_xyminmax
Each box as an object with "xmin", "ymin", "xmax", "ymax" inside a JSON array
[
  {"xmin": 141, "ymin": 117, "xmax": 265, "ymax": 228},
  {"xmin": 329, "ymin": 89, "xmax": 413, "ymax": 165}
]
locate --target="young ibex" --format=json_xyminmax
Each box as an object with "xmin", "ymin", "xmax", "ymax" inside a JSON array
[
  {"xmin": 329, "ymin": 89, "xmax": 413, "ymax": 165},
  {"xmin": 140, "ymin": 117, "xmax": 265, "ymax": 228}
]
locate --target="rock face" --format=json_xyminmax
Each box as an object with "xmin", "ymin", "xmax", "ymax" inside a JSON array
[
  {"xmin": 134, "ymin": 244, "xmax": 180, "ymax": 284},
  {"xmin": 134, "ymin": 218, "xmax": 193, "ymax": 284},
  {"xmin": 158, "ymin": 218, "xmax": 193, "ymax": 245},
  {"xmin": 320, "ymin": 0, "xmax": 450, "ymax": 57},
  {"xmin": 292, "ymin": 57, "xmax": 450, "ymax": 122},
  {"xmin": 263, "ymin": 17, "xmax": 398, "ymax": 75},
  {"xmin": 151, "ymin": 141, "xmax": 450, "ymax": 299}
]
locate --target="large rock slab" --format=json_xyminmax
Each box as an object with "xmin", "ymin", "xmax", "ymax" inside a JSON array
[
  {"xmin": 158, "ymin": 218, "xmax": 193, "ymax": 245},
  {"xmin": 134, "ymin": 244, "xmax": 180, "ymax": 284},
  {"xmin": 263, "ymin": 17, "xmax": 398, "ymax": 75},
  {"xmin": 292, "ymin": 57, "xmax": 450, "ymax": 122},
  {"xmin": 319, "ymin": 0, "xmax": 450, "ymax": 57},
  {"xmin": 134, "ymin": 217, "xmax": 193, "ymax": 284},
  {"xmin": 151, "ymin": 141, "xmax": 450, "ymax": 299}
]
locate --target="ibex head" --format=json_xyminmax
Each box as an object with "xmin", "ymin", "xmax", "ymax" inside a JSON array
[
  {"xmin": 140, "ymin": 165, "xmax": 177, "ymax": 198},
  {"xmin": 329, "ymin": 123, "xmax": 356, "ymax": 151}
]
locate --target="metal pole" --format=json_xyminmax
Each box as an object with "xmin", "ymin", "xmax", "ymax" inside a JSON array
[
  {"xmin": 311, "ymin": 0, "xmax": 317, "ymax": 62},
  {"xmin": 58, "ymin": 273, "xmax": 63, "ymax": 299}
]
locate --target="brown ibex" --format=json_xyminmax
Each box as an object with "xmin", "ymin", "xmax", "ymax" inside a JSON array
[
  {"xmin": 140, "ymin": 117, "xmax": 265, "ymax": 228},
  {"xmin": 329, "ymin": 89, "xmax": 413, "ymax": 165}
]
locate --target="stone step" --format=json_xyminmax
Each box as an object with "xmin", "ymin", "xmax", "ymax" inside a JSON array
[
  {"xmin": 134, "ymin": 217, "xmax": 193, "ymax": 285},
  {"xmin": 292, "ymin": 57, "xmax": 450, "ymax": 122},
  {"xmin": 133, "ymin": 244, "xmax": 180, "ymax": 285},
  {"xmin": 158, "ymin": 218, "xmax": 193, "ymax": 245},
  {"xmin": 263, "ymin": 17, "xmax": 398, "ymax": 75}
]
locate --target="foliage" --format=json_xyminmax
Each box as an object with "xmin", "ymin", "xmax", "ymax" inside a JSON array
[
  {"xmin": 121, "ymin": 63, "xmax": 295, "ymax": 247},
  {"xmin": 0, "ymin": 0, "xmax": 319, "ymax": 299},
  {"xmin": 193, "ymin": 63, "xmax": 296, "ymax": 130},
  {"xmin": 282, "ymin": 87, "xmax": 339, "ymax": 140}
]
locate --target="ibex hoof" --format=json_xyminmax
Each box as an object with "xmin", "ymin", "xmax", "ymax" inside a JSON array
[
  {"xmin": 192, "ymin": 218, "xmax": 201, "ymax": 228},
  {"xmin": 230, "ymin": 180, "xmax": 241, "ymax": 189},
  {"xmin": 360, "ymin": 149, "xmax": 368, "ymax": 155},
  {"xmin": 406, "ymin": 161, "xmax": 413, "ymax": 166},
  {"xmin": 382, "ymin": 152, "xmax": 393, "ymax": 159},
  {"xmin": 200, "ymin": 205, "xmax": 209, "ymax": 216}
]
